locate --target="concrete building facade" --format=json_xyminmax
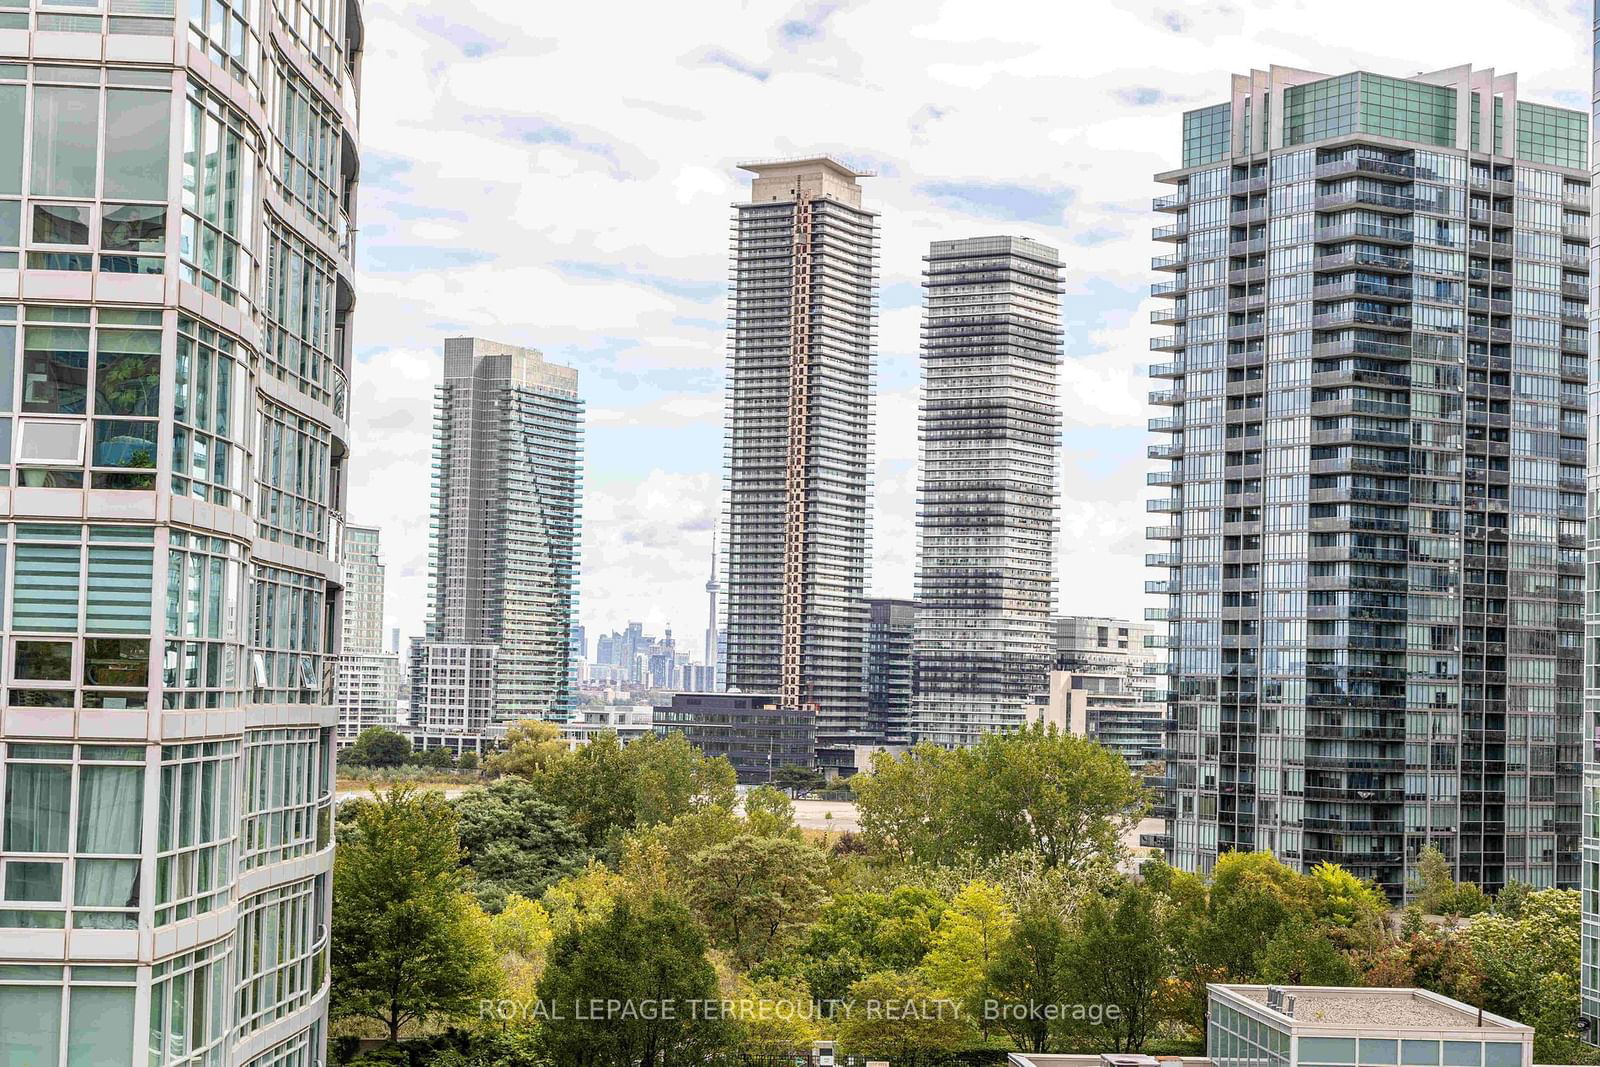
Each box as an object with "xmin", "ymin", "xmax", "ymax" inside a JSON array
[
  {"xmin": 1152, "ymin": 66, "xmax": 1588, "ymax": 896},
  {"xmin": 0, "ymin": 0, "xmax": 365, "ymax": 1061},
  {"xmin": 911, "ymin": 236, "xmax": 1063, "ymax": 747},
  {"xmin": 1584, "ymin": 1, "xmax": 1600, "ymax": 1038},
  {"xmin": 722, "ymin": 156, "xmax": 877, "ymax": 747},
  {"xmin": 653, "ymin": 691, "xmax": 816, "ymax": 784}
]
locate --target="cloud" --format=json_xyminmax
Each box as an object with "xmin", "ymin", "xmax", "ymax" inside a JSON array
[
  {"xmin": 917, "ymin": 181, "xmax": 1075, "ymax": 224},
  {"xmin": 348, "ymin": 0, "xmax": 1591, "ymax": 641}
]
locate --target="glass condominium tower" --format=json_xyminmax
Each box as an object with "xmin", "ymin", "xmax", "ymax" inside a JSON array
[
  {"xmin": 1151, "ymin": 66, "xmax": 1589, "ymax": 898},
  {"xmin": 911, "ymin": 236, "xmax": 1063, "ymax": 747},
  {"xmin": 723, "ymin": 157, "xmax": 877, "ymax": 745},
  {"xmin": 423, "ymin": 338, "xmax": 583, "ymax": 728},
  {"xmin": 0, "ymin": 0, "xmax": 364, "ymax": 1062},
  {"xmin": 1584, "ymin": 2, "xmax": 1600, "ymax": 1042}
]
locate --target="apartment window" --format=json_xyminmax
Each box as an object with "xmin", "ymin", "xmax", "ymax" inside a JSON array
[
  {"xmin": 0, "ymin": 963, "xmax": 138, "ymax": 1067},
  {"xmin": 256, "ymin": 400, "xmax": 332, "ymax": 552},
  {"xmin": 9, "ymin": 307, "xmax": 163, "ymax": 488},
  {"xmin": 239, "ymin": 727, "xmax": 329, "ymax": 871},
  {"xmin": 180, "ymin": 81, "xmax": 251, "ymax": 304},
  {"xmin": 173, "ymin": 317, "xmax": 246, "ymax": 508},
  {"xmin": 155, "ymin": 741, "xmax": 238, "ymax": 925},
  {"xmin": 162, "ymin": 530, "xmax": 246, "ymax": 710},
  {"xmin": 0, "ymin": 742, "xmax": 146, "ymax": 931},
  {"xmin": 148, "ymin": 942, "xmax": 232, "ymax": 1066},
  {"xmin": 236, "ymin": 875, "xmax": 326, "ymax": 1036}
]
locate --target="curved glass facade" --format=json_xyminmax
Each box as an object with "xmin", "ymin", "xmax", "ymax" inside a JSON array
[{"xmin": 0, "ymin": 0, "xmax": 361, "ymax": 1061}]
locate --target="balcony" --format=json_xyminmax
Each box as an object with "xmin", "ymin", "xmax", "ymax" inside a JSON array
[
  {"xmin": 1316, "ymin": 249, "xmax": 1410, "ymax": 273},
  {"xmin": 1316, "ymin": 157, "xmax": 1414, "ymax": 181},
  {"xmin": 1147, "ymin": 469, "xmax": 1181, "ymax": 486},
  {"xmin": 1144, "ymin": 579, "xmax": 1176, "ymax": 594},
  {"xmin": 1316, "ymin": 222, "xmax": 1413, "ymax": 246},
  {"xmin": 1313, "ymin": 279, "xmax": 1412, "ymax": 303},
  {"xmin": 1152, "ymin": 278, "xmax": 1188, "ymax": 298},
  {"xmin": 1148, "ymin": 415, "xmax": 1183, "ymax": 432},
  {"xmin": 1316, "ymin": 190, "xmax": 1415, "ymax": 213},
  {"xmin": 1151, "ymin": 307, "xmax": 1184, "ymax": 326},
  {"xmin": 1309, "ymin": 337, "xmax": 1410, "ymax": 360},
  {"xmin": 1230, "ymin": 175, "xmax": 1268, "ymax": 194},
  {"xmin": 1149, "ymin": 388, "xmax": 1185, "ymax": 405},
  {"xmin": 1149, "ymin": 360, "xmax": 1185, "ymax": 379},
  {"xmin": 1146, "ymin": 524, "xmax": 1180, "ymax": 540},
  {"xmin": 1153, "ymin": 223, "xmax": 1188, "ymax": 242},
  {"xmin": 1147, "ymin": 442, "xmax": 1183, "ymax": 459},
  {"xmin": 1152, "ymin": 252, "xmax": 1187, "ymax": 271},
  {"xmin": 1227, "ymin": 321, "xmax": 1265, "ymax": 340},
  {"xmin": 1150, "ymin": 335, "xmax": 1183, "ymax": 352},
  {"xmin": 1154, "ymin": 192, "xmax": 1189, "ymax": 211},
  {"xmin": 1146, "ymin": 551, "xmax": 1181, "ymax": 567},
  {"xmin": 1146, "ymin": 497, "xmax": 1180, "ymax": 513},
  {"xmin": 1312, "ymin": 308, "xmax": 1412, "ymax": 332},
  {"xmin": 1229, "ymin": 236, "xmax": 1268, "ymax": 256}
]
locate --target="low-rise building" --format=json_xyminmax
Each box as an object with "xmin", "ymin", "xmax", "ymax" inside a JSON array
[
  {"xmin": 1208, "ymin": 984, "xmax": 1531, "ymax": 1067},
  {"xmin": 561, "ymin": 705, "xmax": 655, "ymax": 748},
  {"xmin": 653, "ymin": 691, "xmax": 815, "ymax": 783}
]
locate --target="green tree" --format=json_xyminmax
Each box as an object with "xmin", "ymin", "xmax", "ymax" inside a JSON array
[
  {"xmin": 919, "ymin": 880, "xmax": 1014, "ymax": 1022},
  {"xmin": 488, "ymin": 893, "xmax": 555, "ymax": 1016},
  {"xmin": 536, "ymin": 732, "xmax": 736, "ymax": 849},
  {"xmin": 1256, "ymin": 923, "xmax": 1359, "ymax": 987},
  {"xmin": 686, "ymin": 834, "xmax": 826, "ymax": 968},
  {"xmin": 344, "ymin": 727, "xmax": 412, "ymax": 768},
  {"xmin": 331, "ymin": 786, "xmax": 502, "ymax": 1040},
  {"xmin": 457, "ymin": 750, "xmax": 481, "ymax": 773},
  {"xmin": 413, "ymin": 746, "xmax": 454, "ymax": 770},
  {"xmin": 1460, "ymin": 890, "xmax": 1580, "ymax": 1034},
  {"xmin": 1308, "ymin": 861, "xmax": 1389, "ymax": 930},
  {"xmin": 771, "ymin": 765, "xmax": 825, "ymax": 797},
  {"xmin": 1408, "ymin": 845, "xmax": 1490, "ymax": 917},
  {"xmin": 535, "ymin": 894, "xmax": 733, "ymax": 1066},
  {"xmin": 854, "ymin": 724, "xmax": 1147, "ymax": 870},
  {"xmin": 1201, "ymin": 851, "xmax": 1314, "ymax": 980},
  {"xmin": 484, "ymin": 719, "xmax": 567, "ymax": 780},
  {"xmin": 726, "ymin": 974, "xmax": 823, "ymax": 1064},
  {"xmin": 985, "ymin": 906, "xmax": 1070, "ymax": 1053},
  {"xmin": 774, "ymin": 886, "xmax": 948, "ymax": 1005},
  {"xmin": 1061, "ymin": 881, "xmax": 1167, "ymax": 1052},
  {"xmin": 742, "ymin": 785, "xmax": 801, "ymax": 838},
  {"xmin": 453, "ymin": 779, "xmax": 590, "ymax": 912},
  {"xmin": 835, "ymin": 970, "xmax": 979, "ymax": 1067}
]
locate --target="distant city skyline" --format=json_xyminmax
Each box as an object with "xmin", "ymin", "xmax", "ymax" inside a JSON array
[{"xmin": 341, "ymin": 1, "xmax": 1591, "ymax": 661}]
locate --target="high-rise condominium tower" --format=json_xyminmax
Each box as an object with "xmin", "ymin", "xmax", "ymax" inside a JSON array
[
  {"xmin": 866, "ymin": 597, "xmax": 916, "ymax": 746},
  {"xmin": 0, "ymin": 1, "xmax": 364, "ymax": 1062},
  {"xmin": 1583, "ymin": 10, "xmax": 1600, "ymax": 1041},
  {"xmin": 723, "ymin": 157, "xmax": 877, "ymax": 744},
  {"xmin": 335, "ymin": 524, "xmax": 400, "ymax": 744},
  {"xmin": 419, "ymin": 338, "xmax": 583, "ymax": 740},
  {"xmin": 911, "ymin": 236, "xmax": 1063, "ymax": 747},
  {"xmin": 1151, "ymin": 65, "xmax": 1589, "ymax": 897}
]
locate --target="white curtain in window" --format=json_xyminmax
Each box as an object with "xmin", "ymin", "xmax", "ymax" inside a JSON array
[
  {"xmin": 3, "ymin": 764, "xmax": 70, "ymax": 852},
  {"xmin": 73, "ymin": 858, "xmax": 139, "ymax": 923},
  {"xmin": 75, "ymin": 765, "xmax": 143, "ymax": 854}
]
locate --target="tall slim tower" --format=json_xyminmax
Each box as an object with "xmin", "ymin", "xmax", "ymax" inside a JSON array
[
  {"xmin": 911, "ymin": 236, "xmax": 1064, "ymax": 747},
  {"xmin": 336, "ymin": 524, "xmax": 401, "ymax": 744},
  {"xmin": 723, "ymin": 157, "xmax": 878, "ymax": 744},
  {"xmin": 419, "ymin": 338, "xmax": 584, "ymax": 738},
  {"xmin": 1152, "ymin": 66, "xmax": 1588, "ymax": 898},
  {"xmin": 705, "ymin": 530, "xmax": 721, "ymax": 688},
  {"xmin": 1583, "ymin": 10, "xmax": 1600, "ymax": 1039},
  {"xmin": 0, "ymin": 1, "xmax": 362, "ymax": 1061}
]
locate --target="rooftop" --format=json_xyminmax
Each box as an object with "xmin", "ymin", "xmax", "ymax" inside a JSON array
[
  {"xmin": 736, "ymin": 154, "xmax": 876, "ymax": 178},
  {"xmin": 1220, "ymin": 985, "xmax": 1527, "ymax": 1032}
]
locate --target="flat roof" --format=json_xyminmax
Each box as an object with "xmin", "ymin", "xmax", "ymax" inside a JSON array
[
  {"xmin": 1218, "ymin": 985, "xmax": 1527, "ymax": 1032},
  {"xmin": 736, "ymin": 154, "xmax": 876, "ymax": 178}
]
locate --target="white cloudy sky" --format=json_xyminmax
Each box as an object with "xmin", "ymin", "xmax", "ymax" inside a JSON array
[{"xmin": 345, "ymin": 0, "xmax": 1590, "ymax": 651}]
